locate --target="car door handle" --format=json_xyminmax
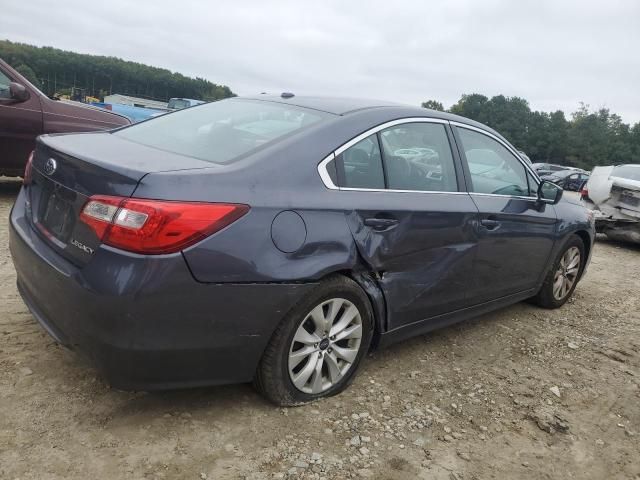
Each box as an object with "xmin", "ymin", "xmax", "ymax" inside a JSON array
[
  {"xmin": 364, "ymin": 217, "xmax": 399, "ymax": 230},
  {"xmin": 480, "ymin": 218, "xmax": 501, "ymax": 230}
]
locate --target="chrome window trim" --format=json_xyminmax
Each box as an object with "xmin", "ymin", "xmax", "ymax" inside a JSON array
[
  {"xmin": 469, "ymin": 192, "xmax": 538, "ymax": 201},
  {"xmin": 339, "ymin": 188, "xmax": 468, "ymax": 195},
  {"xmin": 317, "ymin": 117, "xmax": 543, "ymax": 200},
  {"xmin": 334, "ymin": 117, "xmax": 448, "ymax": 157},
  {"xmin": 317, "ymin": 117, "xmax": 454, "ymax": 193},
  {"xmin": 317, "ymin": 152, "xmax": 339, "ymax": 190}
]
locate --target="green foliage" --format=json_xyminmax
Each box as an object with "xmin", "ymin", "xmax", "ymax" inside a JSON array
[
  {"xmin": 13, "ymin": 63, "xmax": 41, "ymax": 90},
  {"xmin": 0, "ymin": 40, "xmax": 234, "ymax": 102},
  {"xmin": 421, "ymin": 100, "xmax": 444, "ymax": 111},
  {"xmin": 438, "ymin": 94, "xmax": 640, "ymax": 169}
]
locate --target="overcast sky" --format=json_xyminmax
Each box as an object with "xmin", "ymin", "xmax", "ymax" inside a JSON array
[{"xmin": 2, "ymin": 0, "xmax": 639, "ymax": 123}]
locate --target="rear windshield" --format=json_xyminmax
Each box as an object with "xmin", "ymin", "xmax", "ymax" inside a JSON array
[
  {"xmin": 167, "ymin": 98, "xmax": 191, "ymax": 109},
  {"xmin": 613, "ymin": 165, "xmax": 640, "ymax": 181},
  {"xmin": 114, "ymin": 99, "xmax": 329, "ymax": 164}
]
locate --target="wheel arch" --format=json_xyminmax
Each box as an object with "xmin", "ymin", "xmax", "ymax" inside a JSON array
[
  {"xmin": 573, "ymin": 229, "xmax": 592, "ymax": 279},
  {"xmin": 317, "ymin": 268, "xmax": 387, "ymax": 348}
]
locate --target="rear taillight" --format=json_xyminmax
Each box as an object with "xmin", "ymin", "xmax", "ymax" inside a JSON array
[
  {"xmin": 23, "ymin": 151, "xmax": 34, "ymax": 185},
  {"xmin": 80, "ymin": 195, "xmax": 249, "ymax": 254},
  {"xmin": 580, "ymin": 187, "xmax": 588, "ymax": 200}
]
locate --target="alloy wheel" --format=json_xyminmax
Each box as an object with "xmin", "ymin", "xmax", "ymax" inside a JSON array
[
  {"xmin": 552, "ymin": 246, "xmax": 581, "ymax": 300},
  {"xmin": 288, "ymin": 298, "xmax": 363, "ymax": 394}
]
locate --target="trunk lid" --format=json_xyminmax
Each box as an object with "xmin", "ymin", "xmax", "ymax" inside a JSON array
[{"xmin": 27, "ymin": 132, "xmax": 215, "ymax": 265}]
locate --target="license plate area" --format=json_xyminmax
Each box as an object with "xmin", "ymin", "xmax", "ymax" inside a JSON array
[
  {"xmin": 620, "ymin": 192, "xmax": 640, "ymax": 208},
  {"xmin": 37, "ymin": 186, "xmax": 77, "ymax": 242}
]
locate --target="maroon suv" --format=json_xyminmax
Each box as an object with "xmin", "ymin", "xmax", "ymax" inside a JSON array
[{"xmin": 0, "ymin": 58, "xmax": 130, "ymax": 177}]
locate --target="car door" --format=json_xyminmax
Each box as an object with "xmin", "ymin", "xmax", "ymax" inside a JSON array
[
  {"xmin": 0, "ymin": 65, "xmax": 43, "ymax": 175},
  {"xmin": 324, "ymin": 119, "xmax": 479, "ymax": 330},
  {"xmin": 452, "ymin": 123, "xmax": 558, "ymax": 304}
]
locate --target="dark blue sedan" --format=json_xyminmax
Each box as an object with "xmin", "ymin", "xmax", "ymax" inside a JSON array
[{"xmin": 10, "ymin": 95, "xmax": 595, "ymax": 405}]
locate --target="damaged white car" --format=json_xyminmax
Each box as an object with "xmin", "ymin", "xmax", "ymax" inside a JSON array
[{"xmin": 582, "ymin": 164, "xmax": 640, "ymax": 243}]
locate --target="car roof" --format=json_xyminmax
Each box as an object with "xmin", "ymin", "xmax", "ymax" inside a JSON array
[
  {"xmin": 242, "ymin": 95, "xmax": 403, "ymax": 115},
  {"xmin": 240, "ymin": 95, "xmax": 505, "ymax": 138}
]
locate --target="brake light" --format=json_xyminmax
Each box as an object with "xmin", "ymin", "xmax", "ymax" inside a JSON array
[
  {"xmin": 580, "ymin": 187, "xmax": 589, "ymax": 200},
  {"xmin": 23, "ymin": 151, "xmax": 34, "ymax": 185},
  {"xmin": 80, "ymin": 195, "xmax": 249, "ymax": 254}
]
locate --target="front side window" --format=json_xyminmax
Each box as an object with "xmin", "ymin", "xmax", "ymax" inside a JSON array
[
  {"xmin": 456, "ymin": 127, "xmax": 532, "ymax": 197},
  {"xmin": 0, "ymin": 69, "xmax": 11, "ymax": 99},
  {"xmin": 527, "ymin": 171, "xmax": 539, "ymax": 195},
  {"xmin": 379, "ymin": 123, "xmax": 458, "ymax": 192},
  {"xmin": 115, "ymin": 98, "xmax": 328, "ymax": 165},
  {"xmin": 337, "ymin": 134, "xmax": 385, "ymax": 189}
]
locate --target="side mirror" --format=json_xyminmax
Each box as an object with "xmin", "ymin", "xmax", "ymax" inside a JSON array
[
  {"xmin": 9, "ymin": 82, "xmax": 30, "ymax": 102},
  {"xmin": 537, "ymin": 179, "xmax": 563, "ymax": 205}
]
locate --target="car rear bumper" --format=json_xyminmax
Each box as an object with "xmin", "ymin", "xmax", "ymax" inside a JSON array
[{"xmin": 9, "ymin": 189, "xmax": 316, "ymax": 390}]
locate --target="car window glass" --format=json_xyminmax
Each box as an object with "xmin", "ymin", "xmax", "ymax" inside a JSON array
[
  {"xmin": 527, "ymin": 171, "xmax": 538, "ymax": 196},
  {"xmin": 613, "ymin": 166, "xmax": 640, "ymax": 181},
  {"xmin": 0, "ymin": 70, "xmax": 11, "ymax": 99},
  {"xmin": 325, "ymin": 158, "xmax": 338, "ymax": 185},
  {"xmin": 456, "ymin": 127, "xmax": 530, "ymax": 197},
  {"xmin": 338, "ymin": 134, "xmax": 385, "ymax": 189},
  {"xmin": 115, "ymin": 99, "xmax": 328, "ymax": 165},
  {"xmin": 379, "ymin": 123, "xmax": 458, "ymax": 192}
]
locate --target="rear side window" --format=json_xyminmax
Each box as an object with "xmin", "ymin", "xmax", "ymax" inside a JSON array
[
  {"xmin": 115, "ymin": 99, "xmax": 329, "ymax": 164},
  {"xmin": 456, "ymin": 127, "xmax": 532, "ymax": 197},
  {"xmin": 337, "ymin": 134, "xmax": 385, "ymax": 189},
  {"xmin": 379, "ymin": 123, "xmax": 458, "ymax": 192}
]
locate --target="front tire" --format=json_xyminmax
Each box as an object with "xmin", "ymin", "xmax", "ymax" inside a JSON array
[
  {"xmin": 533, "ymin": 235, "xmax": 585, "ymax": 308},
  {"xmin": 255, "ymin": 275, "xmax": 374, "ymax": 406}
]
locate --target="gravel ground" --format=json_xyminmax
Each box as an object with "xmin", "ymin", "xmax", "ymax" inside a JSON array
[{"xmin": 1, "ymin": 178, "xmax": 638, "ymax": 480}]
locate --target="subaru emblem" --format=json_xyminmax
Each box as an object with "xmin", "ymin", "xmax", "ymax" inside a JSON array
[{"xmin": 44, "ymin": 158, "xmax": 57, "ymax": 176}]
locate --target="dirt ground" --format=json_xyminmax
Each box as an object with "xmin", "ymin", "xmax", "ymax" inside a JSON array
[{"xmin": 0, "ymin": 177, "xmax": 638, "ymax": 480}]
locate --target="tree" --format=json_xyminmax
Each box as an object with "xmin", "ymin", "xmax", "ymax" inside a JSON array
[
  {"xmin": 449, "ymin": 94, "xmax": 489, "ymax": 123},
  {"xmin": 421, "ymin": 100, "xmax": 444, "ymax": 111},
  {"xmin": 442, "ymin": 94, "xmax": 636, "ymax": 168},
  {"xmin": 14, "ymin": 63, "xmax": 41, "ymax": 90},
  {"xmin": 0, "ymin": 39, "xmax": 234, "ymax": 102}
]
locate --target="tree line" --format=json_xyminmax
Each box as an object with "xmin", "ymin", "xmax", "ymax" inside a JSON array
[
  {"xmin": 0, "ymin": 40, "xmax": 234, "ymax": 102},
  {"xmin": 422, "ymin": 95, "xmax": 640, "ymax": 169}
]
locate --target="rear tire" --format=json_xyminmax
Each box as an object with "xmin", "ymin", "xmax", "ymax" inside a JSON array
[
  {"xmin": 254, "ymin": 275, "xmax": 374, "ymax": 406},
  {"xmin": 532, "ymin": 235, "xmax": 585, "ymax": 309}
]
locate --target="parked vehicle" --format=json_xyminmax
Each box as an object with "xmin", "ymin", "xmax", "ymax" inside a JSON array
[
  {"xmin": 582, "ymin": 164, "xmax": 640, "ymax": 243},
  {"xmin": 9, "ymin": 95, "xmax": 595, "ymax": 405},
  {"xmin": 540, "ymin": 169, "xmax": 589, "ymax": 191},
  {"xmin": 91, "ymin": 101, "xmax": 167, "ymax": 123},
  {"xmin": 167, "ymin": 97, "xmax": 205, "ymax": 110},
  {"xmin": 518, "ymin": 150, "xmax": 533, "ymax": 165},
  {"xmin": 533, "ymin": 162, "xmax": 584, "ymax": 177},
  {"xmin": 0, "ymin": 58, "xmax": 130, "ymax": 177}
]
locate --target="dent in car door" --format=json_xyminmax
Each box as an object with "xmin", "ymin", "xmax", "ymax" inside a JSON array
[
  {"xmin": 330, "ymin": 120, "xmax": 479, "ymax": 331},
  {"xmin": 453, "ymin": 124, "xmax": 557, "ymax": 303}
]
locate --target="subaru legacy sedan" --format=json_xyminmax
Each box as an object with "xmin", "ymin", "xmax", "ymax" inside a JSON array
[{"xmin": 10, "ymin": 95, "xmax": 594, "ymax": 405}]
